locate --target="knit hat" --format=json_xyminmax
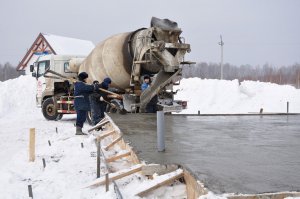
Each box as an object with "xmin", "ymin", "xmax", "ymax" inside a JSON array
[{"xmin": 78, "ymin": 72, "xmax": 88, "ymax": 81}]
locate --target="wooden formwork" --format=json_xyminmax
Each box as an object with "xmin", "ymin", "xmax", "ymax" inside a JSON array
[
  {"xmin": 86, "ymin": 115, "xmax": 208, "ymax": 199},
  {"xmin": 87, "ymin": 115, "xmax": 300, "ymax": 199}
]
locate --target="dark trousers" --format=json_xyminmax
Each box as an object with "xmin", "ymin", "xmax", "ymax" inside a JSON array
[
  {"xmin": 146, "ymin": 95, "xmax": 158, "ymax": 113},
  {"xmin": 90, "ymin": 99, "xmax": 106, "ymax": 125},
  {"xmin": 76, "ymin": 110, "xmax": 87, "ymax": 128}
]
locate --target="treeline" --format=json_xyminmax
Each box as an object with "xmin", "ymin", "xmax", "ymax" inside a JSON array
[
  {"xmin": 0, "ymin": 63, "xmax": 25, "ymax": 82},
  {"xmin": 182, "ymin": 62, "xmax": 300, "ymax": 88}
]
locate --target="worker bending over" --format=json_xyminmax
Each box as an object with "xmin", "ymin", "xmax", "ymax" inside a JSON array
[{"xmin": 89, "ymin": 77, "xmax": 112, "ymax": 126}]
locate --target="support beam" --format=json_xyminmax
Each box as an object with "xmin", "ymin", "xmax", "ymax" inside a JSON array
[
  {"xmin": 135, "ymin": 169, "xmax": 184, "ymax": 197},
  {"xmin": 96, "ymin": 130, "xmax": 115, "ymax": 142},
  {"xmin": 104, "ymin": 136, "xmax": 122, "ymax": 151},
  {"xmin": 84, "ymin": 164, "xmax": 143, "ymax": 188},
  {"xmin": 106, "ymin": 151, "xmax": 131, "ymax": 163},
  {"xmin": 88, "ymin": 120, "xmax": 109, "ymax": 132}
]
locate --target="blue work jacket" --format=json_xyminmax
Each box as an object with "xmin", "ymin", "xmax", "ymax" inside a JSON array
[{"xmin": 74, "ymin": 81, "xmax": 96, "ymax": 111}]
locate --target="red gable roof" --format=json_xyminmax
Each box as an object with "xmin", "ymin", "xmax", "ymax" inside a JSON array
[{"xmin": 17, "ymin": 33, "xmax": 56, "ymax": 71}]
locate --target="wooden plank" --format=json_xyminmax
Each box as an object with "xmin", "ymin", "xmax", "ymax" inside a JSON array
[
  {"xmin": 88, "ymin": 120, "xmax": 109, "ymax": 132},
  {"xmin": 29, "ymin": 128, "xmax": 35, "ymax": 162},
  {"xmin": 96, "ymin": 130, "xmax": 115, "ymax": 142},
  {"xmin": 135, "ymin": 169, "xmax": 184, "ymax": 197},
  {"xmin": 184, "ymin": 168, "xmax": 207, "ymax": 199},
  {"xmin": 104, "ymin": 136, "xmax": 122, "ymax": 151},
  {"xmin": 84, "ymin": 164, "xmax": 143, "ymax": 188},
  {"xmin": 106, "ymin": 151, "xmax": 131, "ymax": 163}
]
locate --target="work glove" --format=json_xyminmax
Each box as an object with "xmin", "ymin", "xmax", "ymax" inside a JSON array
[{"xmin": 99, "ymin": 96, "xmax": 104, "ymax": 101}]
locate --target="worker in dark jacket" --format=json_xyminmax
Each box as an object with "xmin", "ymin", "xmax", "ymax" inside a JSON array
[
  {"xmin": 141, "ymin": 75, "xmax": 158, "ymax": 113},
  {"xmin": 74, "ymin": 72, "xmax": 98, "ymax": 135},
  {"xmin": 89, "ymin": 77, "xmax": 112, "ymax": 126}
]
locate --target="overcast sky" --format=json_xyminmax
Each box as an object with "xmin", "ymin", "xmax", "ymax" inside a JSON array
[{"xmin": 0, "ymin": 0, "xmax": 299, "ymax": 67}]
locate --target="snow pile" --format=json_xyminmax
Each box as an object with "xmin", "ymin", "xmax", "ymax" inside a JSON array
[
  {"xmin": 2, "ymin": 75, "xmax": 300, "ymax": 117},
  {"xmin": 0, "ymin": 75, "xmax": 36, "ymax": 118},
  {"xmin": 175, "ymin": 78, "xmax": 300, "ymax": 114}
]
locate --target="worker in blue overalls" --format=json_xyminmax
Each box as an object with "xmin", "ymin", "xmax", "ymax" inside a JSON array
[
  {"xmin": 141, "ymin": 75, "xmax": 158, "ymax": 113},
  {"xmin": 74, "ymin": 72, "xmax": 99, "ymax": 135}
]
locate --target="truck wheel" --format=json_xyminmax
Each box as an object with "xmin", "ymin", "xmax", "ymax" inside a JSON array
[{"xmin": 42, "ymin": 98, "xmax": 59, "ymax": 120}]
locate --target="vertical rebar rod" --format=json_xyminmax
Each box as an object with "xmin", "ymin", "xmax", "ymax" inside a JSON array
[
  {"xmin": 28, "ymin": 185, "xmax": 33, "ymax": 198},
  {"xmin": 97, "ymin": 140, "xmax": 101, "ymax": 178}
]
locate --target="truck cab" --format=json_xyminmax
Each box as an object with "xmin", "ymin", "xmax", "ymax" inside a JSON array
[{"xmin": 31, "ymin": 54, "xmax": 85, "ymax": 120}]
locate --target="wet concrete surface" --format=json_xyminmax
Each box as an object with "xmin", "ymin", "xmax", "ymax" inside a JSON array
[{"xmin": 109, "ymin": 114, "xmax": 300, "ymax": 194}]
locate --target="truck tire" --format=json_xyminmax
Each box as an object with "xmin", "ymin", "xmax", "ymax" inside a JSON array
[{"xmin": 42, "ymin": 98, "xmax": 60, "ymax": 120}]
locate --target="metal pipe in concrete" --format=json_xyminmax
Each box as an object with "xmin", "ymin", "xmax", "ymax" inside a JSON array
[{"xmin": 157, "ymin": 111, "xmax": 165, "ymax": 152}]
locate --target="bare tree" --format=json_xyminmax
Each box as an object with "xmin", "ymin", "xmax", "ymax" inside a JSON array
[
  {"xmin": 183, "ymin": 62, "xmax": 300, "ymax": 88},
  {"xmin": 0, "ymin": 62, "xmax": 25, "ymax": 82}
]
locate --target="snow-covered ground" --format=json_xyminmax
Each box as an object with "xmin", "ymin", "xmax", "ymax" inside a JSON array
[
  {"xmin": 1, "ymin": 75, "xmax": 299, "ymax": 198},
  {"xmin": 0, "ymin": 76, "xmax": 187, "ymax": 198},
  {"xmin": 175, "ymin": 78, "xmax": 300, "ymax": 114}
]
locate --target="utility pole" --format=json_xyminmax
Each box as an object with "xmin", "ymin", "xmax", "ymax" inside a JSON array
[
  {"xmin": 297, "ymin": 71, "xmax": 300, "ymax": 88},
  {"xmin": 219, "ymin": 35, "xmax": 224, "ymax": 80}
]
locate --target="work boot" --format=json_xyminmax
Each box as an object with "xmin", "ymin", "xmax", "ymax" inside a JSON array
[
  {"xmin": 95, "ymin": 126, "xmax": 103, "ymax": 131},
  {"xmin": 75, "ymin": 126, "xmax": 87, "ymax": 135}
]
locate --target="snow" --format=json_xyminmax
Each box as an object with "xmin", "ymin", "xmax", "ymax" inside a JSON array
[
  {"xmin": 0, "ymin": 75, "xmax": 36, "ymax": 118},
  {"xmin": 174, "ymin": 78, "xmax": 300, "ymax": 114},
  {"xmin": 1, "ymin": 75, "xmax": 300, "ymax": 198},
  {"xmin": 43, "ymin": 33, "xmax": 95, "ymax": 56},
  {"xmin": 198, "ymin": 192, "xmax": 228, "ymax": 199}
]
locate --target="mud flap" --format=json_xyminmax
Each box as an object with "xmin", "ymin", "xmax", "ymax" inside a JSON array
[{"xmin": 140, "ymin": 69, "xmax": 181, "ymax": 112}]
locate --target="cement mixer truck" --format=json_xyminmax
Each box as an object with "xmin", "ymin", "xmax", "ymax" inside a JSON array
[{"xmin": 30, "ymin": 17, "xmax": 193, "ymax": 121}]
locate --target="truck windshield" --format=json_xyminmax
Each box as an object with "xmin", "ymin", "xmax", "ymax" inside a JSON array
[{"xmin": 37, "ymin": 60, "xmax": 50, "ymax": 77}]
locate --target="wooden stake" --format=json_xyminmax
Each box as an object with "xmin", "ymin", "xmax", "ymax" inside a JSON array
[
  {"xmin": 29, "ymin": 128, "xmax": 35, "ymax": 162},
  {"xmin": 48, "ymin": 140, "xmax": 51, "ymax": 146}
]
